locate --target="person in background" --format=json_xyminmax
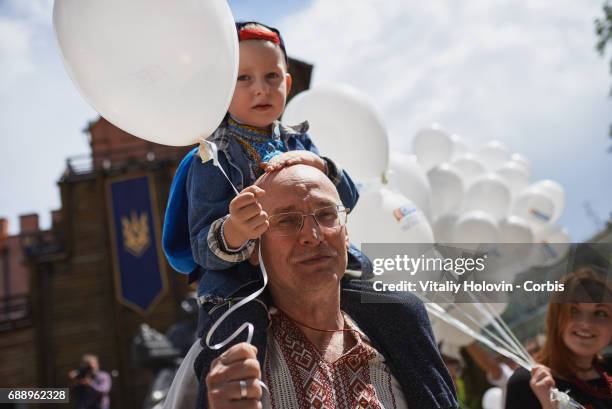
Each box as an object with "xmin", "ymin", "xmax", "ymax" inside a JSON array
[
  {"xmin": 68, "ymin": 354, "xmax": 111, "ymax": 409},
  {"xmin": 505, "ymin": 267, "xmax": 612, "ymax": 409}
]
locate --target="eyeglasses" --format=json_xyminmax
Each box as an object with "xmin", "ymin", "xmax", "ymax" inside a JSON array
[{"xmin": 267, "ymin": 205, "xmax": 349, "ymax": 236}]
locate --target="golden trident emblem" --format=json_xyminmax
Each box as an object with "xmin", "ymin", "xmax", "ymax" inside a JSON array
[{"xmin": 121, "ymin": 211, "xmax": 151, "ymax": 257}]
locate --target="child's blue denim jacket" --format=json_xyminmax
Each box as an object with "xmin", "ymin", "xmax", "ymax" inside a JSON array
[{"xmin": 162, "ymin": 117, "xmax": 364, "ymax": 299}]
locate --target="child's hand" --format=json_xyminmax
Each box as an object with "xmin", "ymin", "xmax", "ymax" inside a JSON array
[
  {"xmin": 529, "ymin": 364, "xmax": 557, "ymax": 409},
  {"xmin": 224, "ymin": 186, "xmax": 268, "ymax": 249},
  {"xmin": 264, "ymin": 151, "xmax": 326, "ymax": 174}
]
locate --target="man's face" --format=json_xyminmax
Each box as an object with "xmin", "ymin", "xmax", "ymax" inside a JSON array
[
  {"xmin": 228, "ymin": 40, "xmax": 292, "ymax": 128},
  {"xmin": 258, "ymin": 165, "xmax": 349, "ymax": 295}
]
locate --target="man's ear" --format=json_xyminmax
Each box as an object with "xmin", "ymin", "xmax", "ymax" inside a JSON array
[
  {"xmin": 344, "ymin": 226, "xmax": 350, "ymax": 249},
  {"xmin": 285, "ymin": 73, "xmax": 292, "ymax": 95}
]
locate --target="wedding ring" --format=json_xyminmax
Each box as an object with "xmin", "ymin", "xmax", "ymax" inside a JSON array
[{"xmin": 239, "ymin": 379, "xmax": 248, "ymax": 399}]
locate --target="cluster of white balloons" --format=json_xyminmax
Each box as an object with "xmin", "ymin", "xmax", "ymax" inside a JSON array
[
  {"xmin": 284, "ymin": 85, "xmax": 570, "ymax": 270},
  {"xmin": 413, "ymin": 126, "xmax": 570, "ymax": 273}
]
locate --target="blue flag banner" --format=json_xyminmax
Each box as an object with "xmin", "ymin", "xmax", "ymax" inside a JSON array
[{"xmin": 106, "ymin": 174, "xmax": 167, "ymax": 314}]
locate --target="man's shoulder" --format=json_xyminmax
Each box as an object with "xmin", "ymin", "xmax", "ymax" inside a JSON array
[{"xmin": 340, "ymin": 279, "xmax": 428, "ymax": 321}]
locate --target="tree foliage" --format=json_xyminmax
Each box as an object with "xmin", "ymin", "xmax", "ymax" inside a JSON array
[{"xmin": 595, "ymin": 1, "xmax": 612, "ymax": 147}]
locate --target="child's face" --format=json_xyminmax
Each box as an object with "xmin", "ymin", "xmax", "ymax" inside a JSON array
[{"xmin": 228, "ymin": 40, "xmax": 292, "ymax": 128}]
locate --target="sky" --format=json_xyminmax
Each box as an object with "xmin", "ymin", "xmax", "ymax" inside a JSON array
[{"xmin": 0, "ymin": 0, "xmax": 610, "ymax": 242}]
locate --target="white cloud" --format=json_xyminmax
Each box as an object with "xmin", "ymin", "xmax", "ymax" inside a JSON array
[
  {"xmin": 0, "ymin": 18, "xmax": 34, "ymax": 84},
  {"xmin": 0, "ymin": 0, "xmax": 54, "ymax": 89},
  {"xmin": 279, "ymin": 0, "xmax": 606, "ymax": 143},
  {"xmin": 5, "ymin": 0, "xmax": 53, "ymax": 25}
]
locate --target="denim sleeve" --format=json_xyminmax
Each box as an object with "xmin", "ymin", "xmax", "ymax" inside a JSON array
[
  {"xmin": 299, "ymin": 133, "xmax": 360, "ymax": 211},
  {"xmin": 187, "ymin": 153, "xmax": 254, "ymax": 271}
]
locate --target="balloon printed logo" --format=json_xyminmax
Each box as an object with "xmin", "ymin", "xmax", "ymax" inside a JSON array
[
  {"xmin": 394, "ymin": 205, "xmax": 425, "ymax": 231},
  {"xmin": 529, "ymin": 207, "xmax": 552, "ymax": 222},
  {"xmin": 393, "ymin": 205, "xmax": 416, "ymax": 222}
]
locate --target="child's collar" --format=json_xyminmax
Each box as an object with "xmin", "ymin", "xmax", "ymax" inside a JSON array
[{"xmin": 227, "ymin": 115, "xmax": 282, "ymax": 140}]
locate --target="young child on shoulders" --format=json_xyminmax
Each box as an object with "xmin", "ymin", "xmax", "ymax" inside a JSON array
[{"xmin": 162, "ymin": 21, "xmax": 365, "ymax": 337}]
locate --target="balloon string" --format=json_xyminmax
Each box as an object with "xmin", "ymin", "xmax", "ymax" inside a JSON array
[
  {"xmin": 200, "ymin": 139, "xmax": 240, "ymax": 195},
  {"xmin": 551, "ymin": 389, "xmax": 586, "ymax": 409},
  {"xmin": 216, "ymin": 161, "xmax": 240, "ymax": 195},
  {"xmin": 201, "ymin": 139, "xmax": 267, "ymax": 392},
  {"xmin": 459, "ymin": 289, "xmax": 534, "ymax": 366},
  {"xmin": 204, "ymin": 244, "xmax": 270, "ymax": 395},
  {"xmin": 428, "ymin": 270, "xmax": 534, "ymax": 366},
  {"xmin": 476, "ymin": 297, "xmax": 534, "ymax": 366},
  {"xmin": 423, "ymin": 298, "xmax": 584, "ymax": 408},
  {"xmin": 425, "ymin": 303, "xmax": 531, "ymax": 369},
  {"xmin": 442, "ymin": 300, "xmax": 523, "ymax": 361},
  {"xmin": 425, "ymin": 286, "xmax": 529, "ymax": 365}
]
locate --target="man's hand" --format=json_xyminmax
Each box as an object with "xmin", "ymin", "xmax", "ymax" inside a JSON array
[
  {"xmin": 206, "ymin": 343, "xmax": 262, "ymax": 409},
  {"xmin": 264, "ymin": 151, "xmax": 326, "ymax": 174},
  {"xmin": 224, "ymin": 186, "xmax": 268, "ymax": 249},
  {"xmin": 529, "ymin": 364, "xmax": 557, "ymax": 409}
]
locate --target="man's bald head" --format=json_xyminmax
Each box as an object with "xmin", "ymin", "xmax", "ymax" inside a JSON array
[
  {"xmin": 255, "ymin": 164, "xmax": 341, "ymax": 214},
  {"xmin": 257, "ymin": 164, "xmax": 338, "ymax": 200}
]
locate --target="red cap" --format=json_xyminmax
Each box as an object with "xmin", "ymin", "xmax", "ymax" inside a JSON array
[{"xmin": 238, "ymin": 28, "xmax": 281, "ymax": 45}]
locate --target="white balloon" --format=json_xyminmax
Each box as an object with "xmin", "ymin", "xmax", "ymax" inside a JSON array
[
  {"xmin": 529, "ymin": 224, "xmax": 571, "ymax": 267},
  {"xmin": 433, "ymin": 214, "xmax": 459, "ymax": 244},
  {"xmin": 531, "ymin": 180, "xmax": 565, "ymax": 223},
  {"xmin": 452, "ymin": 211, "xmax": 499, "ymax": 252},
  {"xmin": 387, "ymin": 152, "xmax": 432, "ymax": 220},
  {"xmin": 511, "ymin": 185, "xmax": 556, "ymax": 231},
  {"xmin": 462, "ymin": 174, "xmax": 511, "ymax": 220},
  {"xmin": 283, "ymin": 84, "xmax": 389, "ymax": 182},
  {"xmin": 498, "ymin": 216, "xmax": 534, "ymax": 243},
  {"xmin": 496, "ymin": 161, "xmax": 530, "ymax": 198},
  {"xmin": 348, "ymin": 185, "xmax": 434, "ymax": 247},
  {"xmin": 54, "ymin": 0, "xmax": 238, "ymax": 146},
  {"xmin": 486, "ymin": 217, "xmax": 534, "ymax": 282},
  {"xmin": 477, "ymin": 140, "xmax": 511, "ymax": 171},
  {"xmin": 450, "ymin": 134, "xmax": 469, "ymax": 159},
  {"xmin": 510, "ymin": 153, "xmax": 531, "ymax": 174},
  {"xmin": 451, "ymin": 153, "xmax": 486, "ymax": 187},
  {"xmin": 482, "ymin": 387, "xmax": 503, "ymax": 409},
  {"xmin": 427, "ymin": 163, "xmax": 464, "ymax": 220},
  {"xmin": 412, "ymin": 124, "xmax": 453, "ymax": 171}
]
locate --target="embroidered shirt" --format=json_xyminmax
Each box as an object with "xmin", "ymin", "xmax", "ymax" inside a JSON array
[
  {"xmin": 226, "ymin": 117, "xmax": 287, "ymax": 179},
  {"xmin": 262, "ymin": 310, "xmax": 408, "ymax": 409}
]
